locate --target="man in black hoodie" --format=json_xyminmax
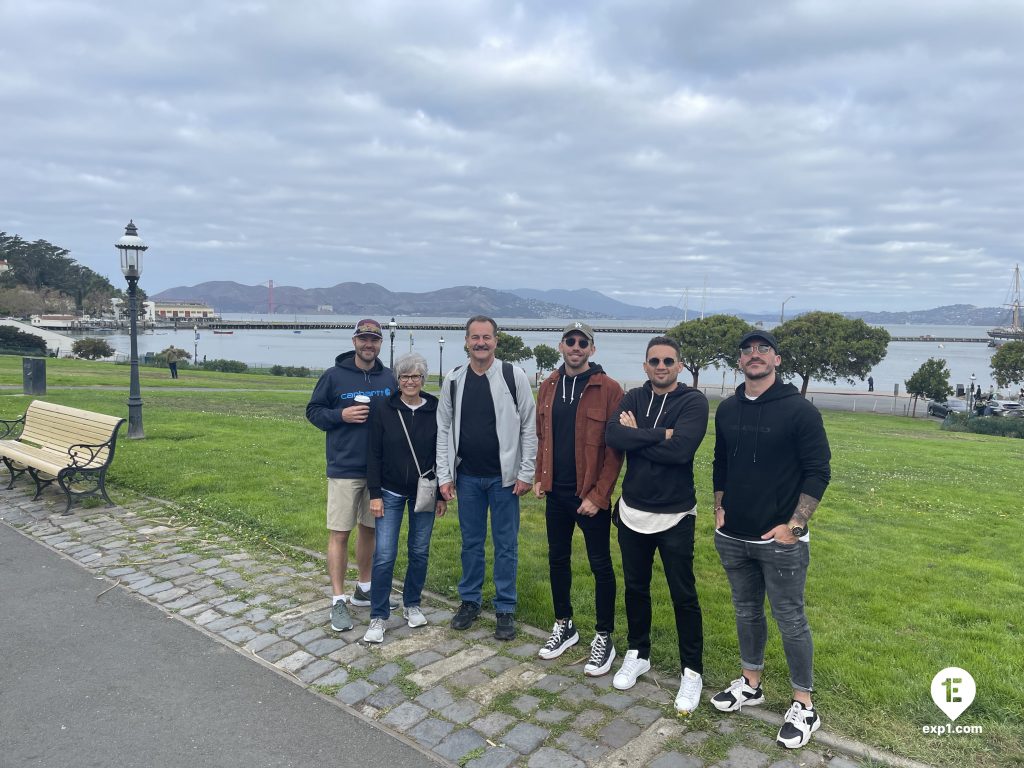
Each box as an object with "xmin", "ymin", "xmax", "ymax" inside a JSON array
[
  {"xmin": 605, "ymin": 336, "xmax": 709, "ymax": 714},
  {"xmin": 711, "ymin": 331, "xmax": 831, "ymax": 750},
  {"xmin": 306, "ymin": 319, "xmax": 397, "ymax": 634}
]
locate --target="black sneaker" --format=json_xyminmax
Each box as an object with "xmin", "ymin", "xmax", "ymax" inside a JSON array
[
  {"xmin": 776, "ymin": 700, "xmax": 821, "ymax": 749},
  {"xmin": 350, "ymin": 586, "xmax": 398, "ymax": 610},
  {"xmin": 710, "ymin": 675, "xmax": 765, "ymax": 712},
  {"xmin": 495, "ymin": 612, "xmax": 516, "ymax": 641},
  {"xmin": 538, "ymin": 618, "xmax": 579, "ymax": 659},
  {"xmin": 584, "ymin": 632, "xmax": 616, "ymax": 677},
  {"xmin": 450, "ymin": 601, "xmax": 480, "ymax": 630}
]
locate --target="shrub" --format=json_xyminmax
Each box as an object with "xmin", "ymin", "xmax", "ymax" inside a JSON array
[
  {"xmin": 270, "ymin": 365, "xmax": 285, "ymax": 376},
  {"xmin": 72, "ymin": 337, "xmax": 115, "ymax": 360},
  {"xmin": 0, "ymin": 325, "xmax": 47, "ymax": 356},
  {"xmin": 941, "ymin": 413, "xmax": 1024, "ymax": 439},
  {"xmin": 200, "ymin": 358, "xmax": 248, "ymax": 373}
]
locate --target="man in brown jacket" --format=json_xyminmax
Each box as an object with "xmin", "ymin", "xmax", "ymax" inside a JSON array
[{"xmin": 534, "ymin": 322, "xmax": 624, "ymax": 676}]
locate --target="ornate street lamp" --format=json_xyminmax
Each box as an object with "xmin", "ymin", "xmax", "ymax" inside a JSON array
[
  {"xmin": 438, "ymin": 335, "xmax": 445, "ymax": 386},
  {"xmin": 388, "ymin": 317, "xmax": 397, "ymax": 369},
  {"xmin": 116, "ymin": 220, "xmax": 148, "ymax": 439}
]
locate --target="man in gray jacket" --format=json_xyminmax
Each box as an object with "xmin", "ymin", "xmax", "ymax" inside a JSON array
[{"xmin": 437, "ymin": 315, "xmax": 537, "ymax": 640}]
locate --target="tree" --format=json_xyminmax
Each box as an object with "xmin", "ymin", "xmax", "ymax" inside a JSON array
[
  {"xmin": 72, "ymin": 337, "xmax": 115, "ymax": 360},
  {"xmin": 905, "ymin": 358, "xmax": 953, "ymax": 416},
  {"xmin": 533, "ymin": 343, "xmax": 560, "ymax": 373},
  {"xmin": 774, "ymin": 311, "xmax": 890, "ymax": 396},
  {"xmin": 157, "ymin": 346, "xmax": 192, "ymax": 365},
  {"xmin": 0, "ymin": 325, "xmax": 47, "ymax": 356},
  {"xmin": 667, "ymin": 314, "xmax": 755, "ymax": 387},
  {"xmin": 495, "ymin": 331, "xmax": 532, "ymax": 364},
  {"xmin": 991, "ymin": 341, "xmax": 1024, "ymax": 389}
]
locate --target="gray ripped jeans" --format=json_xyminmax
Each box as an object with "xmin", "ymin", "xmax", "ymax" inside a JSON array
[{"xmin": 714, "ymin": 532, "xmax": 813, "ymax": 692}]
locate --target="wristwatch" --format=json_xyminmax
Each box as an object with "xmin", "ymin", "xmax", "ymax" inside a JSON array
[{"xmin": 788, "ymin": 523, "xmax": 807, "ymax": 538}]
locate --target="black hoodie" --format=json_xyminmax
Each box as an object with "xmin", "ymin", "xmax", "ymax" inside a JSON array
[
  {"xmin": 712, "ymin": 377, "xmax": 831, "ymax": 540},
  {"xmin": 367, "ymin": 390, "xmax": 440, "ymax": 500},
  {"xmin": 551, "ymin": 363, "xmax": 599, "ymax": 491},
  {"xmin": 605, "ymin": 381, "xmax": 709, "ymax": 513},
  {"xmin": 305, "ymin": 351, "xmax": 396, "ymax": 478}
]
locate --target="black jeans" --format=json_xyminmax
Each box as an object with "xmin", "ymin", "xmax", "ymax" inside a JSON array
[
  {"xmin": 616, "ymin": 513, "xmax": 703, "ymax": 673},
  {"xmin": 545, "ymin": 489, "xmax": 616, "ymax": 633}
]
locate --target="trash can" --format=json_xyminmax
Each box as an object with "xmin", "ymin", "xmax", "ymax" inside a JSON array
[
  {"xmin": 956, "ymin": 384, "xmax": 965, "ymax": 397},
  {"xmin": 23, "ymin": 357, "xmax": 46, "ymax": 395}
]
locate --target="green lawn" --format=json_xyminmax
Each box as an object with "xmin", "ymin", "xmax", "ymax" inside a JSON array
[{"xmin": 0, "ymin": 356, "xmax": 1019, "ymax": 767}]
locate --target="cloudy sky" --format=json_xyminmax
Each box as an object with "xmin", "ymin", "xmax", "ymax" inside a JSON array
[{"xmin": 2, "ymin": 1, "xmax": 1022, "ymax": 313}]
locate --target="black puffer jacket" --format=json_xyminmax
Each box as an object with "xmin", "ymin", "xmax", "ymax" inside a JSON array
[{"xmin": 367, "ymin": 391, "xmax": 439, "ymax": 500}]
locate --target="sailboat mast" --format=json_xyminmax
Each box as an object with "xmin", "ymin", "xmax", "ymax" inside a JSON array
[{"xmin": 1014, "ymin": 265, "xmax": 1021, "ymax": 330}]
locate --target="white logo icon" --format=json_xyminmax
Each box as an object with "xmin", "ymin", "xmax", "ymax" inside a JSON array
[{"xmin": 931, "ymin": 667, "xmax": 975, "ymax": 721}]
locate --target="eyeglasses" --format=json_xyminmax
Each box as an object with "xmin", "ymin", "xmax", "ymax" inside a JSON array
[
  {"xmin": 398, "ymin": 374, "xmax": 423, "ymax": 382},
  {"xmin": 647, "ymin": 357, "xmax": 676, "ymax": 367},
  {"xmin": 740, "ymin": 344, "xmax": 774, "ymax": 356},
  {"xmin": 563, "ymin": 336, "xmax": 590, "ymax": 349}
]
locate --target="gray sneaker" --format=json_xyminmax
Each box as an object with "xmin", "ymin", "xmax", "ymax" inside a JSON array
[
  {"xmin": 330, "ymin": 600, "xmax": 353, "ymax": 632},
  {"xmin": 351, "ymin": 586, "xmax": 398, "ymax": 610},
  {"xmin": 404, "ymin": 606, "xmax": 428, "ymax": 628},
  {"xmin": 363, "ymin": 617, "xmax": 385, "ymax": 644}
]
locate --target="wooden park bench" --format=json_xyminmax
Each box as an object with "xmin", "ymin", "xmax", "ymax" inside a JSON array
[{"xmin": 0, "ymin": 400, "xmax": 125, "ymax": 514}]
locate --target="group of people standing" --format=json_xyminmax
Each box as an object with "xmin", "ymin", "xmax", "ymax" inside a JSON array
[{"xmin": 306, "ymin": 316, "xmax": 831, "ymax": 750}]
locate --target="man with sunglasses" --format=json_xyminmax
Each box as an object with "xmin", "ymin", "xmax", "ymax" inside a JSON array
[
  {"xmin": 711, "ymin": 331, "xmax": 831, "ymax": 750},
  {"xmin": 605, "ymin": 336, "xmax": 709, "ymax": 713},
  {"xmin": 306, "ymin": 319, "xmax": 398, "ymax": 634},
  {"xmin": 533, "ymin": 322, "xmax": 624, "ymax": 676}
]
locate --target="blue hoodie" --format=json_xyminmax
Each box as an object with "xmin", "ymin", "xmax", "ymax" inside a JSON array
[{"xmin": 306, "ymin": 350, "xmax": 396, "ymax": 478}]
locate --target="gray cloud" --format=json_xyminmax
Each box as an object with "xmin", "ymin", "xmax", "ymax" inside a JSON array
[{"xmin": 1, "ymin": 0, "xmax": 1022, "ymax": 313}]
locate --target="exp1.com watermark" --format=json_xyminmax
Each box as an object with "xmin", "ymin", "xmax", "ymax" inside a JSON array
[{"xmin": 923, "ymin": 667, "xmax": 983, "ymax": 736}]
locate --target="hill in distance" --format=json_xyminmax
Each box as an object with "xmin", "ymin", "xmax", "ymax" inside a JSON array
[{"xmin": 153, "ymin": 282, "xmax": 1009, "ymax": 325}]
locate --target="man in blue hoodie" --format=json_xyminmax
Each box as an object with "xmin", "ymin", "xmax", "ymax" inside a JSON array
[
  {"xmin": 710, "ymin": 331, "xmax": 831, "ymax": 750},
  {"xmin": 605, "ymin": 335, "xmax": 709, "ymax": 714},
  {"xmin": 306, "ymin": 319, "xmax": 397, "ymax": 633}
]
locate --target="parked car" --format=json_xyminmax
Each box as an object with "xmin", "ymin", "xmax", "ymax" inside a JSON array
[
  {"xmin": 927, "ymin": 398, "xmax": 968, "ymax": 418},
  {"xmin": 989, "ymin": 400, "xmax": 1024, "ymax": 417}
]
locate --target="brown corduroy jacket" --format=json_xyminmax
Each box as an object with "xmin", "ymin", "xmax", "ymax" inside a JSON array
[{"xmin": 534, "ymin": 367, "xmax": 624, "ymax": 510}]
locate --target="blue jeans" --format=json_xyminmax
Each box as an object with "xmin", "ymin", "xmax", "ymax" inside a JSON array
[
  {"xmin": 370, "ymin": 491, "xmax": 436, "ymax": 620},
  {"xmin": 714, "ymin": 532, "xmax": 813, "ymax": 692},
  {"xmin": 455, "ymin": 474, "xmax": 520, "ymax": 613}
]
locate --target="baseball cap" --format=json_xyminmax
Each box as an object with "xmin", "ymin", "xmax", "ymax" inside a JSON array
[
  {"xmin": 561, "ymin": 321, "xmax": 595, "ymax": 343},
  {"xmin": 352, "ymin": 319, "xmax": 384, "ymax": 339},
  {"xmin": 738, "ymin": 330, "xmax": 779, "ymax": 352}
]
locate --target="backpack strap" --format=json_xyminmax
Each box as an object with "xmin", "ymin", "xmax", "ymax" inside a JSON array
[{"xmin": 502, "ymin": 360, "xmax": 518, "ymax": 409}]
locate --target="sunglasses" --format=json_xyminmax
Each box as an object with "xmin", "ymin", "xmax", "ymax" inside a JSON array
[
  {"xmin": 647, "ymin": 357, "xmax": 676, "ymax": 367},
  {"xmin": 563, "ymin": 336, "xmax": 591, "ymax": 349},
  {"xmin": 740, "ymin": 344, "xmax": 774, "ymax": 356}
]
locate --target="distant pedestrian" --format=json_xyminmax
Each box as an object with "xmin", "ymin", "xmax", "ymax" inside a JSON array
[
  {"xmin": 711, "ymin": 331, "xmax": 832, "ymax": 750},
  {"xmin": 867, "ymin": 376, "xmax": 873, "ymax": 392},
  {"xmin": 306, "ymin": 319, "xmax": 397, "ymax": 634},
  {"xmin": 534, "ymin": 322, "xmax": 624, "ymax": 677},
  {"xmin": 168, "ymin": 360, "xmax": 178, "ymax": 379}
]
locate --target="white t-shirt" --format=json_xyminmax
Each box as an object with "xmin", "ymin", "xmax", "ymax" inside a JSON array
[{"xmin": 619, "ymin": 496, "xmax": 695, "ymax": 534}]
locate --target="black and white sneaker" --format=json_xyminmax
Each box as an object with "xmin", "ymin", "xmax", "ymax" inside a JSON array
[
  {"xmin": 710, "ymin": 675, "xmax": 765, "ymax": 712},
  {"xmin": 538, "ymin": 618, "xmax": 579, "ymax": 659},
  {"xmin": 584, "ymin": 632, "xmax": 616, "ymax": 677},
  {"xmin": 776, "ymin": 700, "xmax": 821, "ymax": 749}
]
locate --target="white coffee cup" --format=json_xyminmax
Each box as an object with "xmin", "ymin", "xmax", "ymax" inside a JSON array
[{"xmin": 354, "ymin": 395, "xmax": 371, "ymax": 405}]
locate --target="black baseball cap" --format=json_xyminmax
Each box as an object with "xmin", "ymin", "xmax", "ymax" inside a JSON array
[{"xmin": 739, "ymin": 331, "xmax": 779, "ymax": 352}]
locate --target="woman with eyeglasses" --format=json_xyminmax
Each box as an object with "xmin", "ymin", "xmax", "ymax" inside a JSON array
[{"xmin": 364, "ymin": 352, "xmax": 446, "ymax": 644}]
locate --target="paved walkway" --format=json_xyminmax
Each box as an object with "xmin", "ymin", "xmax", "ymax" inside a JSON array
[{"xmin": 1, "ymin": 490, "xmax": 919, "ymax": 768}]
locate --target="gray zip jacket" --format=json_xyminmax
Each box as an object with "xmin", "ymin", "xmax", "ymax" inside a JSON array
[{"xmin": 436, "ymin": 358, "xmax": 537, "ymax": 488}]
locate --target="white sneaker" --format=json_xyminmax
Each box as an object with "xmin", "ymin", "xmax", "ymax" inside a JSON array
[
  {"xmin": 362, "ymin": 617, "xmax": 385, "ymax": 643},
  {"xmin": 612, "ymin": 650, "xmax": 650, "ymax": 690},
  {"xmin": 674, "ymin": 667, "xmax": 703, "ymax": 714},
  {"xmin": 404, "ymin": 606, "xmax": 427, "ymax": 628}
]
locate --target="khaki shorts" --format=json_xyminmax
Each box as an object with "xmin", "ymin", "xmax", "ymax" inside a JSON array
[{"xmin": 326, "ymin": 478, "xmax": 375, "ymax": 532}]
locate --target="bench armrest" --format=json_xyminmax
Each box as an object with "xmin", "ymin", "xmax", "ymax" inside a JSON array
[
  {"xmin": 0, "ymin": 416, "xmax": 25, "ymax": 440},
  {"xmin": 67, "ymin": 440, "xmax": 114, "ymax": 469}
]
